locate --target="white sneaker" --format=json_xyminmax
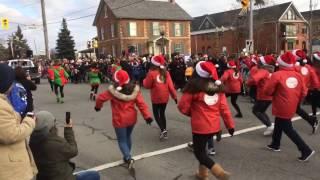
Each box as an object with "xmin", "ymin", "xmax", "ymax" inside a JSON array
[{"xmin": 263, "ymin": 126, "xmax": 274, "ymax": 136}]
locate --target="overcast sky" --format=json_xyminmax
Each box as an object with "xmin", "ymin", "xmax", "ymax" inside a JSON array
[{"xmin": 0, "ymin": 0, "xmax": 314, "ymax": 55}]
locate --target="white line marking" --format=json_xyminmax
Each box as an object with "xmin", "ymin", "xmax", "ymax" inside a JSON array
[{"xmin": 77, "ymin": 112, "xmax": 320, "ymax": 173}]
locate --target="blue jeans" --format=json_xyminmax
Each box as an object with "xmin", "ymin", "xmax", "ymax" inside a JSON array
[
  {"xmin": 76, "ymin": 171, "xmax": 100, "ymax": 180},
  {"xmin": 114, "ymin": 126, "xmax": 134, "ymax": 161}
]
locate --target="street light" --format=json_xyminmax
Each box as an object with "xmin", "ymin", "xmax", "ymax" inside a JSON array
[{"xmin": 160, "ymin": 26, "xmax": 165, "ymax": 55}]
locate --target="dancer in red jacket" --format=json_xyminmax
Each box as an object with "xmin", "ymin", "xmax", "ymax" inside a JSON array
[
  {"xmin": 143, "ymin": 55, "xmax": 177, "ymax": 140},
  {"xmin": 311, "ymin": 52, "xmax": 320, "ymax": 120},
  {"xmin": 264, "ymin": 52, "xmax": 315, "ymax": 162},
  {"xmin": 178, "ymin": 61, "xmax": 234, "ymax": 180},
  {"xmin": 247, "ymin": 55, "xmax": 275, "ymax": 136},
  {"xmin": 221, "ymin": 60, "xmax": 243, "ymax": 118},
  {"xmin": 293, "ymin": 49, "xmax": 319, "ymax": 133},
  {"xmin": 95, "ymin": 70, "xmax": 153, "ymax": 169}
]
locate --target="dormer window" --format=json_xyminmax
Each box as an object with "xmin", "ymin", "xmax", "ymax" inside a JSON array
[{"xmin": 286, "ymin": 9, "xmax": 296, "ymax": 20}]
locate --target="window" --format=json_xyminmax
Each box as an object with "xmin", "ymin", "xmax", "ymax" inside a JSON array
[
  {"xmin": 286, "ymin": 25, "xmax": 297, "ymax": 36},
  {"xmin": 288, "ymin": 41, "xmax": 294, "ymax": 50},
  {"xmin": 100, "ymin": 27, "xmax": 105, "ymax": 40},
  {"xmin": 302, "ymin": 26, "xmax": 307, "ymax": 34},
  {"xmin": 129, "ymin": 22, "xmax": 137, "ymax": 36},
  {"xmin": 102, "ymin": 47, "xmax": 106, "ymax": 55},
  {"xmin": 152, "ymin": 22, "xmax": 160, "ymax": 36},
  {"xmin": 111, "ymin": 24, "xmax": 115, "ymax": 38},
  {"xmin": 296, "ymin": 40, "xmax": 299, "ymax": 45},
  {"xmin": 128, "ymin": 45, "xmax": 136, "ymax": 53},
  {"xmin": 286, "ymin": 10, "xmax": 296, "ymax": 20},
  {"xmin": 104, "ymin": 5, "xmax": 108, "ymax": 18},
  {"xmin": 174, "ymin": 23, "xmax": 182, "ymax": 37},
  {"xmin": 174, "ymin": 43, "xmax": 183, "ymax": 53}
]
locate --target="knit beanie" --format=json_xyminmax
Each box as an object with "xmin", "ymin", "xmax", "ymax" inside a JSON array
[
  {"xmin": 34, "ymin": 111, "xmax": 56, "ymax": 136},
  {"xmin": 0, "ymin": 64, "xmax": 15, "ymax": 94}
]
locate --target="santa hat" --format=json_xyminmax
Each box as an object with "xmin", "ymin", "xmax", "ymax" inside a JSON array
[
  {"xmin": 195, "ymin": 61, "xmax": 221, "ymax": 85},
  {"xmin": 114, "ymin": 70, "xmax": 130, "ymax": 91},
  {"xmin": 259, "ymin": 55, "xmax": 275, "ymax": 65},
  {"xmin": 227, "ymin": 60, "xmax": 237, "ymax": 69},
  {"xmin": 151, "ymin": 55, "xmax": 165, "ymax": 69},
  {"xmin": 313, "ymin": 52, "xmax": 320, "ymax": 62},
  {"xmin": 292, "ymin": 49, "xmax": 307, "ymax": 63},
  {"xmin": 277, "ymin": 52, "xmax": 296, "ymax": 68}
]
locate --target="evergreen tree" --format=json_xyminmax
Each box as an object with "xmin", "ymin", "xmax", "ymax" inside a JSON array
[
  {"xmin": 56, "ymin": 18, "xmax": 76, "ymax": 60},
  {"xmin": 7, "ymin": 26, "xmax": 30, "ymax": 59},
  {"xmin": 0, "ymin": 44, "xmax": 10, "ymax": 60}
]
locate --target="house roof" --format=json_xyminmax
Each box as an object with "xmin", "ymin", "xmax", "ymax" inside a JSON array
[
  {"xmin": 191, "ymin": 2, "xmax": 293, "ymax": 32},
  {"xmin": 301, "ymin": 10, "xmax": 320, "ymax": 20},
  {"xmin": 93, "ymin": 0, "xmax": 192, "ymax": 26}
]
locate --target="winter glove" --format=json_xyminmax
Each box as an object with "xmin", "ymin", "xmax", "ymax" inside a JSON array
[
  {"xmin": 146, "ymin": 118, "xmax": 153, "ymax": 125},
  {"xmin": 94, "ymin": 107, "xmax": 101, "ymax": 112},
  {"xmin": 216, "ymin": 131, "xmax": 222, "ymax": 142},
  {"xmin": 228, "ymin": 128, "xmax": 235, "ymax": 137},
  {"xmin": 174, "ymin": 99, "xmax": 178, "ymax": 104}
]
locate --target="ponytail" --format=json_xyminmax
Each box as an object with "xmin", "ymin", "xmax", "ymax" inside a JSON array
[{"xmin": 159, "ymin": 68, "xmax": 167, "ymax": 83}]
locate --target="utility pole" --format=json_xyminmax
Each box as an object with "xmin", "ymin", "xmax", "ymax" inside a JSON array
[
  {"xmin": 40, "ymin": 0, "xmax": 50, "ymax": 60},
  {"xmin": 249, "ymin": 0, "xmax": 254, "ymax": 53},
  {"xmin": 309, "ymin": 0, "xmax": 313, "ymax": 57}
]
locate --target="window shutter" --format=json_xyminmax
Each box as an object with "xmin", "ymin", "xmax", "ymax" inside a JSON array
[
  {"xmin": 114, "ymin": 23, "xmax": 117, "ymax": 37},
  {"xmin": 128, "ymin": 22, "xmax": 130, "ymax": 36},
  {"xmin": 172, "ymin": 23, "xmax": 175, "ymax": 37},
  {"xmin": 181, "ymin": 43, "xmax": 184, "ymax": 54}
]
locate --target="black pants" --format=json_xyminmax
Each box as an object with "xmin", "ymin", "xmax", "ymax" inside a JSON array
[
  {"xmin": 252, "ymin": 100, "xmax": 272, "ymax": 127},
  {"xmin": 271, "ymin": 117, "xmax": 311, "ymax": 153},
  {"xmin": 226, "ymin": 93, "xmax": 242, "ymax": 115},
  {"xmin": 152, "ymin": 103, "xmax": 167, "ymax": 132},
  {"xmin": 54, "ymin": 84, "xmax": 64, "ymax": 98},
  {"xmin": 48, "ymin": 78, "xmax": 54, "ymax": 92},
  {"xmin": 296, "ymin": 105, "xmax": 315, "ymax": 127},
  {"xmin": 193, "ymin": 133, "xmax": 215, "ymax": 169},
  {"xmin": 310, "ymin": 90, "xmax": 320, "ymax": 116},
  {"xmin": 249, "ymin": 86, "xmax": 257, "ymax": 101},
  {"xmin": 91, "ymin": 84, "xmax": 99, "ymax": 94}
]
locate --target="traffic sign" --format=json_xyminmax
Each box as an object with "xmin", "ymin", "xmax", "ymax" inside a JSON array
[
  {"xmin": 246, "ymin": 40, "xmax": 254, "ymax": 54},
  {"xmin": 1, "ymin": 18, "xmax": 9, "ymax": 30}
]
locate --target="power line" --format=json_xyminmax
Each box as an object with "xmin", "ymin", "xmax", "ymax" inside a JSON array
[
  {"xmin": 46, "ymin": 5, "xmax": 98, "ymax": 22},
  {"xmin": 46, "ymin": 14, "xmax": 96, "ymax": 25}
]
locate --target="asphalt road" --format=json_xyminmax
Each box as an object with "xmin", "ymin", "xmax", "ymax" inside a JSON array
[{"xmin": 33, "ymin": 81, "xmax": 320, "ymax": 180}]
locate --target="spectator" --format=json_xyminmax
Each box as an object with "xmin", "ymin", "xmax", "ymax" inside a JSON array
[
  {"xmin": 14, "ymin": 66, "xmax": 37, "ymax": 117},
  {"xmin": 29, "ymin": 111, "xmax": 100, "ymax": 180},
  {"xmin": 0, "ymin": 64, "xmax": 37, "ymax": 180}
]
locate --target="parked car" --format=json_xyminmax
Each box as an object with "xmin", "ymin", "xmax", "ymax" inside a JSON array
[{"xmin": 7, "ymin": 59, "xmax": 41, "ymax": 84}]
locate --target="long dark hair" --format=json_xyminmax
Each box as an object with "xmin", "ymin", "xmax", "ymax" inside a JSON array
[
  {"xmin": 150, "ymin": 64, "xmax": 167, "ymax": 83},
  {"xmin": 183, "ymin": 72, "xmax": 224, "ymax": 96},
  {"xmin": 14, "ymin": 66, "xmax": 27, "ymax": 81},
  {"xmin": 114, "ymin": 81, "xmax": 136, "ymax": 95}
]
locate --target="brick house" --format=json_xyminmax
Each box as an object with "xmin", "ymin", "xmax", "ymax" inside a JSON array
[
  {"xmin": 93, "ymin": 0, "xmax": 192, "ymax": 58},
  {"xmin": 302, "ymin": 10, "xmax": 320, "ymax": 51},
  {"xmin": 191, "ymin": 2, "xmax": 308, "ymax": 56}
]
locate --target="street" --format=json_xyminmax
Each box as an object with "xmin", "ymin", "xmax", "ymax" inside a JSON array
[{"xmin": 33, "ymin": 81, "xmax": 320, "ymax": 180}]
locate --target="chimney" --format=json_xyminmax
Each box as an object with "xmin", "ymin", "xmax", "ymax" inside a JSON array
[{"xmin": 169, "ymin": 0, "xmax": 175, "ymax": 4}]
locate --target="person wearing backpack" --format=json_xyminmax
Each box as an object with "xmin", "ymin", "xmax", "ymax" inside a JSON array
[
  {"xmin": 49, "ymin": 60, "xmax": 69, "ymax": 103},
  {"xmin": 14, "ymin": 66, "xmax": 37, "ymax": 118},
  {"xmin": 0, "ymin": 64, "xmax": 38, "ymax": 180}
]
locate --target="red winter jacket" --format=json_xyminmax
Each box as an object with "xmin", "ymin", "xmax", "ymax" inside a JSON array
[
  {"xmin": 220, "ymin": 69, "xmax": 243, "ymax": 94},
  {"xmin": 307, "ymin": 66, "xmax": 320, "ymax": 90},
  {"xmin": 264, "ymin": 67, "xmax": 307, "ymax": 119},
  {"xmin": 95, "ymin": 85, "xmax": 152, "ymax": 128},
  {"xmin": 178, "ymin": 92, "xmax": 235, "ymax": 134},
  {"xmin": 247, "ymin": 68, "xmax": 272, "ymax": 101},
  {"xmin": 295, "ymin": 64, "xmax": 314, "ymax": 89},
  {"xmin": 143, "ymin": 70, "xmax": 177, "ymax": 104},
  {"xmin": 249, "ymin": 65, "xmax": 259, "ymax": 76}
]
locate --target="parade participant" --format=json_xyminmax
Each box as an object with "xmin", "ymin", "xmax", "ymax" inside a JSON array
[
  {"xmin": 143, "ymin": 55, "xmax": 177, "ymax": 140},
  {"xmin": 47, "ymin": 62, "xmax": 54, "ymax": 92},
  {"xmin": 49, "ymin": 60, "xmax": 69, "ymax": 103},
  {"xmin": 264, "ymin": 52, "xmax": 315, "ymax": 162},
  {"xmin": 221, "ymin": 60, "xmax": 243, "ymax": 118},
  {"xmin": 88, "ymin": 63, "xmax": 101, "ymax": 101},
  {"xmin": 247, "ymin": 55, "xmax": 275, "ymax": 136},
  {"xmin": 178, "ymin": 61, "xmax": 234, "ymax": 180},
  {"xmin": 311, "ymin": 52, "xmax": 320, "ymax": 117},
  {"xmin": 0, "ymin": 64, "xmax": 37, "ymax": 180},
  {"xmin": 293, "ymin": 50, "xmax": 319, "ymax": 133},
  {"xmin": 95, "ymin": 70, "xmax": 153, "ymax": 169},
  {"xmin": 248, "ymin": 55, "xmax": 259, "ymax": 102}
]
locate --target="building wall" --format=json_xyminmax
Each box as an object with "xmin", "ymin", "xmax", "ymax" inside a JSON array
[{"xmin": 95, "ymin": 8, "xmax": 191, "ymax": 57}]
